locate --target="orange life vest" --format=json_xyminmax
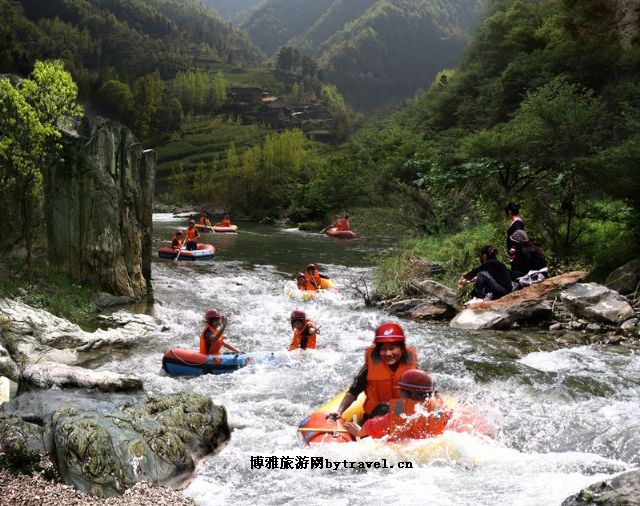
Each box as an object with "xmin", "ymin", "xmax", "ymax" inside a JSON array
[
  {"xmin": 200, "ymin": 325, "xmax": 225, "ymax": 355},
  {"xmin": 186, "ymin": 227, "xmax": 199, "ymax": 241},
  {"xmin": 305, "ymin": 272, "xmax": 322, "ymax": 289},
  {"xmin": 218, "ymin": 219, "xmax": 231, "ymax": 227},
  {"xmin": 363, "ymin": 345, "xmax": 417, "ymax": 414},
  {"xmin": 388, "ymin": 397, "xmax": 452, "ymax": 442},
  {"xmin": 172, "ymin": 237, "xmax": 183, "ymax": 249},
  {"xmin": 336, "ymin": 218, "xmax": 349, "ymax": 231},
  {"xmin": 289, "ymin": 320, "xmax": 317, "ymax": 350},
  {"xmin": 200, "ymin": 216, "xmax": 210, "ymax": 226}
]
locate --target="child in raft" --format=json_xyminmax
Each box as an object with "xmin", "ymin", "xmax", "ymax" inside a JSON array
[
  {"xmin": 171, "ymin": 230, "xmax": 183, "ymax": 249},
  {"xmin": 304, "ymin": 263, "xmax": 330, "ymax": 290},
  {"xmin": 288, "ymin": 310, "xmax": 318, "ymax": 351},
  {"xmin": 200, "ymin": 309, "xmax": 241, "ymax": 355},
  {"xmin": 343, "ymin": 369, "xmax": 451, "ymax": 441},
  {"xmin": 216, "ymin": 215, "xmax": 232, "ymax": 227},
  {"xmin": 199, "ymin": 212, "xmax": 212, "ymax": 227}
]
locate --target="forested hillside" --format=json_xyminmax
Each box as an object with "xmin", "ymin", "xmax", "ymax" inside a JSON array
[
  {"xmin": 0, "ymin": 0, "xmax": 263, "ymax": 98},
  {"xmin": 202, "ymin": 0, "xmax": 265, "ymax": 23},
  {"xmin": 244, "ymin": 0, "xmax": 483, "ymax": 109},
  {"xmin": 344, "ymin": 0, "xmax": 640, "ymax": 287}
]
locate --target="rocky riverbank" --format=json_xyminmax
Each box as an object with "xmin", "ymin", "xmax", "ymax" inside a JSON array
[{"xmin": 0, "ymin": 470, "xmax": 197, "ymax": 506}]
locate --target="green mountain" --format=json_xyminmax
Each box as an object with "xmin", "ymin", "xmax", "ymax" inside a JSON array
[
  {"xmin": 202, "ymin": 0, "xmax": 265, "ymax": 23},
  {"xmin": 243, "ymin": 0, "xmax": 483, "ymax": 109},
  {"xmin": 1, "ymin": 0, "xmax": 263, "ymax": 94}
]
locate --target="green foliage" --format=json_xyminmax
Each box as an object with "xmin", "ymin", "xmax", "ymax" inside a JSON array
[
  {"xmin": 95, "ymin": 80, "xmax": 134, "ymax": 124},
  {"xmin": 0, "ymin": 60, "xmax": 82, "ymax": 270}
]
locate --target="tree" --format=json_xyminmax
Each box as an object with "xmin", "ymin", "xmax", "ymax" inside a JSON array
[
  {"xmin": 0, "ymin": 60, "xmax": 82, "ymax": 272},
  {"xmin": 133, "ymin": 71, "xmax": 164, "ymax": 140},
  {"xmin": 95, "ymin": 79, "xmax": 133, "ymax": 124}
]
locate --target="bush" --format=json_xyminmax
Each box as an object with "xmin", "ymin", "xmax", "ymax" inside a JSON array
[{"xmin": 0, "ymin": 431, "xmax": 58, "ymax": 480}]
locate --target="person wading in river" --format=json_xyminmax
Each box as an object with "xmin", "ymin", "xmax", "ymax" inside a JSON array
[
  {"xmin": 200, "ymin": 309, "xmax": 241, "ymax": 355},
  {"xmin": 344, "ymin": 369, "xmax": 452, "ymax": 440},
  {"xmin": 288, "ymin": 310, "xmax": 318, "ymax": 351},
  {"xmin": 327, "ymin": 323, "xmax": 418, "ymax": 422}
]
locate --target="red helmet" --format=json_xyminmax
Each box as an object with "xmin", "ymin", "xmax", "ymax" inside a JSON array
[
  {"xmin": 290, "ymin": 310, "xmax": 306, "ymax": 321},
  {"xmin": 295, "ymin": 272, "xmax": 305, "ymax": 279},
  {"xmin": 374, "ymin": 322, "xmax": 405, "ymax": 344},
  {"xmin": 398, "ymin": 369, "xmax": 433, "ymax": 392},
  {"xmin": 175, "ymin": 230, "xmax": 183, "ymax": 235},
  {"xmin": 306, "ymin": 263, "xmax": 317, "ymax": 271},
  {"xmin": 188, "ymin": 219, "xmax": 195, "ymax": 225},
  {"xmin": 205, "ymin": 309, "xmax": 221, "ymax": 320}
]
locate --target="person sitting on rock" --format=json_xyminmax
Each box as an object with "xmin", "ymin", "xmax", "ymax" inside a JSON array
[
  {"xmin": 344, "ymin": 369, "xmax": 451, "ymax": 441},
  {"xmin": 288, "ymin": 310, "xmax": 318, "ymax": 350},
  {"xmin": 457, "ymin": 245, "xmax": 512, "ymax": 303},
  {"xmin": 327, "ymin": 322, "xmax": 418, "ymax": 423},
  {"xmin": 199, "ymin": 212, "xmax": 211, "ymax": 227},
  {"xmin": 185, "ymin": 219, "xmax": 200, "ymax": 250},
  {"xmin": 171, "ymin": 230, "xmax": 183, "ymax": 249},
  {"xmin": 508, "ymin": 230, "xmax": 547, "ymax": 282},
  {"xmin": 200, "ymin": 309, "xmax": 241, "ymax": 355},
  {"xmin": 335, "ymin": 214, "xmax": 351, "ymax": 231},
  {"xmin": 217, "ymin": 215, "xmax": 232, "ymax": 227}
]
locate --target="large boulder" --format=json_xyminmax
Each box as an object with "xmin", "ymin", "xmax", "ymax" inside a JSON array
[
  {"xmin": 561, "ymin": 469, "xmax": 640, "ymax": 505},
  {"xmin": 560, "ymin": 283, "xmax": 636, "ymax": 324},
  {"xmin": 450, "ymin": 300, "xmax": 552, "ymax": 330},
  {"xmin": 45, "ymin": 116, "xmax": 155, "ymax": 300},
  {"xmin": 0, "ymin": 390, "xmax": 229, "ymax": 497},
  {"xmin": 605, "ymin": 259, "xmax": 640, "ymax": 296},
  {"xmin": 450, "ymin": 272, "xmax": 586, "ymax": 330},
  {"xmin": 0, "ymin": 376, "xmax": 18, "ymax": 405},
  {"xmin": 0, "ymin": 299, "xmax": 156, "ymax": 370},
  {"xmin": 409, "ymin": 279, "xmax": 461, "ymax": 310},
  {"xmin": 21, "ymin": 362, "xmax": 142, "ymax": 392},
  {"xmin": 388, "ymin": 298, "xmax": 455, "ymax": 321}
]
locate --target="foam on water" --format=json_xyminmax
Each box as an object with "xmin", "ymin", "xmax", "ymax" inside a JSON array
[{"xmin": 105, "ymin": 245, "xmax": 640, "ymax": 505}]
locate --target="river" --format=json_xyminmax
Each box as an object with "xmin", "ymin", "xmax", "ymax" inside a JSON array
[{"xmin": 102, "ymin": 214, "xmax": 639, "ymax": 506}]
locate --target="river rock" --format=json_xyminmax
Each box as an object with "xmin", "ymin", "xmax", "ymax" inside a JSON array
[
  {"xmin": 605, "ymin": 259, "xmax": 640, "ymax": 296},
  {"xmin": 21, "ymin": 363, "xmax": 142, "ymax": 392},
  {"xmin": 388, "ymin": 298, "xmax": 454, "ymax": 321},
  {"xmin": 45, "ymin": 116, "xmax": 155, "ymax": 300},
  {"xmin": 0, "ymin": 299, "xmax": 156, "ymax": 369},
  {"xmin": 0, "ymin": 376, "xmax": 18, "ymax": 405},
  {"xmin": 561, "ymin": 469, "xmax": 640, "ymax": 505},
  {"xmin": 0, "ymin": 390, "xmax": 230, "ymax": 497},
  {"xmin": 92, "ymin": 292, "xmax": 136, "ymax": 311},
  {"xmin": 560, "ymin": 283, "xmax": 636, "ymax": 324},
  {"xmin": 620, "ymin": 318, "xmax": 638, "ymax": 331},
  {"xmin": 0, "ymin": 343, "xmax": 20, "ymax": 382},
  {"xmin": 450, "ymin": 300, "xmax": 552, "ymax": 330},
  {"xmin": 409, "ymin": 279, "xmax": 460, "ymax": 310}
]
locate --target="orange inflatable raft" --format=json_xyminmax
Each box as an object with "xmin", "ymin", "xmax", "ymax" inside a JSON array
[
  {"xmin": 326, "ymin": 227, "xmax": 357, "ymax": 239},
  {"xmin": 298, "ymin": 391, "xmax": 492, "ymax": 445}
]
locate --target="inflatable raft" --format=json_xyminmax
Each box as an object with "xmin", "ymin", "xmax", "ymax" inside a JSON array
[
  {"xmin": 286, "ymin": 278, "xmax": 338, "ymax": 301},
  {"xmin": 162, "ymin": 348, "xmax": 278, "ymax": 376},
  {"xmin": 213, "ymin": 225, "xmax": 238, "ymax": 233},
  {"xmin": 326, "ymin": 227, "xmax": 357, "ymax": 239},
  {"xmin": 298, "ymin": 391, "xmax": 492, "ymax": 445},
  {"xmin": 158, "ymin": 243, "xmax": 215, "ymax": 261}
]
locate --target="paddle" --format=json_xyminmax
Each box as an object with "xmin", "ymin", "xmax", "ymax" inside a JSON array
[
  {"xmin": 297, "ymin": 427, "xmax": 349, "ymax": 433},
  {"xmin": 174, "ymin": 239, "xmax": 187, "ymax": 261},
  {"xmin": 319, "ymin": 224, "xmax": 331, "ymax": 234}
]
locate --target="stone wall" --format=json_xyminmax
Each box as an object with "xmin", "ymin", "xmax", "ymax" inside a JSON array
[{"xmin": 45, "ymin": 116, "xmax": 155, "ymax": 299}]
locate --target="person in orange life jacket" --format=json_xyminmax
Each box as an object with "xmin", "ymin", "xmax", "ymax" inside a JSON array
[
  {"xmin": 288, "ymin": 310, "xmax": 318, "ymax": 350},
  {"xmin": 344, "ymin": 369, "xmax": 451, "ymax": 440},
  {"xmin": 185, "ymin": 219, "xmax": 200, "ymax": 250},
  {"xmin": 335, "ymin": 214, "xmax": 350, "ymax": 231},
  {"xmin": 199, "ymin": 212, "xmax": 211, "ymax": 227},
  {"xmin": 199, "ymin": 309, "xmax": 241, "ymax": 355},
  {"xmin": 171, "ymin": 230, "xmax": 183, "ymax": 249},
  {"xmin": 295, "ymin": 272, "xmax": 311, "ymax": 291},
  {"xmin": 327, "ymin": 322, "xmax": 418, "ymax": 423},
  {"xmin": 217, "ymin": 215, "xmax": 232, "ymax": 227},
  {"xmin": 304, "ymin": 263, "xmax": 329, "ymax": 290}
]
